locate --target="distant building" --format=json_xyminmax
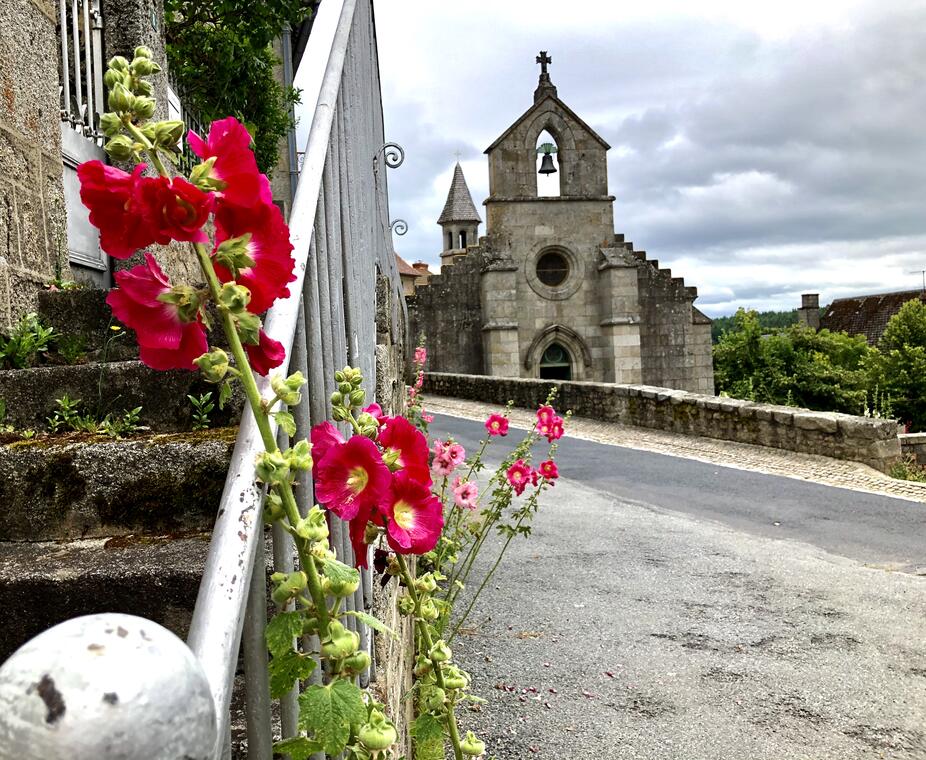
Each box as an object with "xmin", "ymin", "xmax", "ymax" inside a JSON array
[
  {"xmin": 407, "ymin": 52, "xmax": 714, "ymax": 392},
  {"xmin": 801, "ymin": 290, "xmax": 926, "ymax": 345},
  {"xmin": 395, "ymin": 255, "xmax": 432, "ymax": 296}
]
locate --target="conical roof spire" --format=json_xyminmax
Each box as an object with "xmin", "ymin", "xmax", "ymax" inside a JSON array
[{"xmin": 437, "ymin": 163, "xmax": 482, "ymax": 225}]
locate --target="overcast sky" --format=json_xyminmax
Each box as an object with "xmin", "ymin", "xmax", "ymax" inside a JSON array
[{"xmin": 368, "ymin": 0, "xmax": 926, "ymax": 317}]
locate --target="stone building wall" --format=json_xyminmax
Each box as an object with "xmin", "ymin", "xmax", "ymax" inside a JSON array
[
  {"xmin": 0, "ymin": 0, "xmax": 70, "ymax": 327},
  {"xmin": 423, "ymin": 372, "xmax": 901, "ymax": 473},
  {"xmin": 406, "ymin": 250, "xmax": 484, "ymax": 375}
]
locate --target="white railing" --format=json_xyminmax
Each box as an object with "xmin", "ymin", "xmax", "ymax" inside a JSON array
[
  {"xmin": 0, "ymin": 1, "xmax": 406, "ymax": 758},
  {"xmin": 58, "ymin": 0, "xmax": 105, "ymax": 139}
]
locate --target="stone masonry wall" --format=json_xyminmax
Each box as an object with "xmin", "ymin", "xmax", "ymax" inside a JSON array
[
  {"xmin": 423, "ymin": 372, "xmax": 901, "ymax": 472},
  {"xmin": 407, "ymin": 249, "xmax": 484, "ymax": 376},
  {"xmin": 0, "ymin": 0, "xmax": 70, "ymax": 327}
]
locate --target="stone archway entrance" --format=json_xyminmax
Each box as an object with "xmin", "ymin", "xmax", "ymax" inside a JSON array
[{"xmin": 539, "ymin": 342, "xmax": 572, "ymax": 380}]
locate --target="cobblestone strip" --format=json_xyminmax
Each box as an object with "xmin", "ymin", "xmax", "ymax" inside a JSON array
[{"xmin": 426, "ymin": 395, "xmax": 926, "ymax": 504}]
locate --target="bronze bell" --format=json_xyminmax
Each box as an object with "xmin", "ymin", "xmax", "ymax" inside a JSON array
[{"xmin": 538, "ymin": 152, "xmax": 557, "ymax": 175}]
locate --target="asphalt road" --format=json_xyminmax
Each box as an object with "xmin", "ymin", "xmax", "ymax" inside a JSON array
[{"xmin": 429, "ymin": 413, "xmax": 926, "ymax": 760}]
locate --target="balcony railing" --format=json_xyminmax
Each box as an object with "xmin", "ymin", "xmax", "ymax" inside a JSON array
[
  {"xmin": 1, "ymin": 1, "xmax": 406, "ymax": 757},
  {"xmin": 58, "ymin": 0, "xmax": 105, "ymax": 139}
]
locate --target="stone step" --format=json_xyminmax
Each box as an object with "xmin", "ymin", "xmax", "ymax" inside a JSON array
[
  {"xmin": 0, "ymin": 428, "xmax": 237, "ymax": 541},
  {"xmin": 0, "ymin": 535, "xmax": 210, "ymax": 663},
  {"xmin": 0, "ymin": 360, "xmax": 243, "ymax": 432}
]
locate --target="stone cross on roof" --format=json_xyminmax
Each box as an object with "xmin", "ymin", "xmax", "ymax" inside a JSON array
[
  {"xmin": 534, "ymin": 50, "xmax": 557, "ymax": 103},
  {"xmin": 536, "ymin": 50, "xmax": 551, "ymax": 75}
]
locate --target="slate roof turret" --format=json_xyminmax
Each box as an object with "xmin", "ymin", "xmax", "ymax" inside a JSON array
[{"xmin": 437, "ymin": 163, "xmax": 482, "ymax": 225}]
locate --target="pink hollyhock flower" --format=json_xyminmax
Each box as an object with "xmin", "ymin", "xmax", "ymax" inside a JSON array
[
  {"xmin": 537, "ymin": 415, "xmax": 565, "ymax": 443},
  {"xmin": 311, "ymin": 421, "xmax": 346, "ymax": 471},
  {"xmin": 538, "ymin": 459, "xmax": 559, "ymax": 482},
  {"xmin": 506, "ymin": 459, "xmax": 532, "ymax": 496},
  {"xmin": 315, "ymin": 435, "xmax": 391, "ymax": 521},
  {"xmin": 431, "ymin": 453, "xmax": 455, "ymax": 478},
  {"xmin": 452, "ymin": 477, "xmax": 479, "ymax": 510},
  {"xmin": 537, "ymin": 405, "xmax": 556, "ymax": 426},
  {"xmin": 446, "ymin": 442, "xmax": 465, "ymax": 466},
  {"xmin": 77, "ymin": 161, "xmax": 158, "ymax": 259},
  {"xmin": 384, "ymin": 470, "xmax": 444, "ymax": 555},
  {"xmin": 362, "ymin": 403, "xmax": 385, "ymax": 425},
  {"xmin": 379, "ymin": 416, "xmax": 431, "ymax": 485},
  {"xmin": 106, "ymin": 252, "xmax": 207, "ymax": 371},
  {"xmin": 422, "ymin": 412, "xmax": 434, "ymax": 423},
  {"xmin": 142, "ymin": 175, "xmax": 212, "ymax": 244},
  {"xmin": 414, "ymin": 347, "xmax": 427, "ymax": 366},
  {"xmin": 213, "ymin": 200, "xmax": 296, "ymax": 314},
  {"xmin": 245, "ymin": 329, "xmax": 285, "ymax": 376},
  {"xmin": 485, "ymin": 413, "xmax": 509, "ymax": 436},
  {"xmin": 188, "ymin": 117, "xmax": 272, "ymax": 208}
]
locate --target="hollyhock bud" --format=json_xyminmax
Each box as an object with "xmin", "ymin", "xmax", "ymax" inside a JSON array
[
  {"xmin": 356, "ymin": 412, "xmax": 379, "ymax": 437},
  {"xmin": 133, "ymin": 45, "xmax": 153, "ymax": 60},
  {"xmin": 414, "ymin": 573, "xmax": 438, "ymax": 594},
  {"xmin": 270, "ymin": 570, "xmax": 306, "ymax": 606},
  {"xmin": 358, "ymin": 709, "xmax": 397, "ymax": 751},
  {"xmin": 194, "ymin": 348, "xmax": 230, "ymax": 382},
  {"xmin": 108, "ymin": 82, "xmax": 134, "ymax": 113},
  {"xmin": 153, "ymin": 119, "xmax": 184, "ymax": 148},
  {"xmin": 414, "ymin": 654, "xmax": 433, "ymax": 677},
  {"xmin": 429, "ymin": 640, "xmax": 452, "ymax": 662},
  {"xmin": 320, "ymin": 620, "xmax": 359, "ymax": 659},
  {"xmin": 293, "ymin": 506, "xmax": 328, "ymax": 541},
  {"xmin": 349, "ymin": 388, "xmax": 366, "ymax": 407},
  {"xmin": 420, "ymin": 685, "xmax": 446, "ymax": 713},
  {"xmin": 343, "ymin": 650, "xmax": 371, "ymax": 676},
  {"xmin": 419, "ymin": 598, "xmax": 439, "ymax": 621},
  {"xmin": 130, "ymin": 56, "xmax": 160, "ymax": 76},
  {"xmin": 323, "ymin": 570, "xmax": 359, "ymax": 598},
  {"xmin": 442, "ymin": 666, "xmax": 469, "ymax": 690},
  {"xmin": 263, "ymin": 489, "xmax": 285, "ymax": 524},
  {"xmin": 255, "ymin": 449, "xmax": 290, "ymax": 485},
  {"xmin": 103, "ymin": 68, "xmax": 122, "ymax": 89},
  {"xmin": 134, "ymin": 79, "xmax": 154, "ymax": 97},
  {"xmin": 271, "ymin": 371, "xmax": 305, "ymax": 406},
  {"xmin": 107, "ymin": 55, "xmax": 130, "ymax": 72},
  {"xmin": 485, "ymin": 413, "xmax": 509, "ymax": 436},
  {"xmin": 99, "ymin": 111, "xmax": 124, "ymax": 137},
  {"xmin": 217, "ymin": 282, "xmax": 251, "ymax": 314},
  {"xmin": 133, "ymin": 95, "xmax": 156, "ymax": 119},
  {"xmin": 104, "ymin": 134, "xmax": 136, "ymax": 161},
  {"xmin": 330, "ymin": 390, "xmax": 343, "ymax": 406},
  {"xmin": 285, "ymin": 439, "xmax": 313, "ymax": 472},
  {"xmin": 461, "ymin": 731, "xmax": 486, "ymax": 757},
  {"xmin": 397, "ymin": 594, "xmax": 416, "ymax": 616}
]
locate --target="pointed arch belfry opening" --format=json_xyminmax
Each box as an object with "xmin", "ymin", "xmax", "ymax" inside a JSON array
[{"xmin": 536, "ymin": 129, "xmax": 560, "ymax": 197}]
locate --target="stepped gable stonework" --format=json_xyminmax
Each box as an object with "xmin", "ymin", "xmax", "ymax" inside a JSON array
[{"xmin": 408, "ymin": 53, "xmax": 714, "ymax": 393}]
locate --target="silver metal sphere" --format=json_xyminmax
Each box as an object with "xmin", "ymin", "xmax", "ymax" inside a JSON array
[{"xmin": 0, "ymin": 613, "xmax": 217, "ymax": 760}]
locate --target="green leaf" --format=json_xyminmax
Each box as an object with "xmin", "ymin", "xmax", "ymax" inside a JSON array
[
  {"xmin": 218, "ymin": 380, "xmax": 233, "ymax": 410},
  {"xmin": 265, "ymin": 611, "xmax": 303, "ymax": 657},
  {"xmin": 274, "ymin": 410, "xmax": 296, "ymax": 437},
  {"xmin": 323, "ymin": 557, "xmax": 360, "ymax": 589},
  {"xmin": 269, "ymin": 649, "xmax": 316, "ymax": 699},
  {"xmin": 298, "ymin": 679, "xmax": 368, "ymax": 756},
  {"xmin": 343, "ymin": 610, "xmax": 398, "ymax": 641},
  {"xmin": 411, "ymin": 712, "xmax": 445, "ymax": 754},
  {"xmin": 273, "ymin": 736, "xmax": 323, "ymax": 760}
]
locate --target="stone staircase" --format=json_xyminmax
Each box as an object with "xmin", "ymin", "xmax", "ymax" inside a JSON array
[{"xmin": 0, "ymin": 288, "xmax": 241, "ymax": 663}]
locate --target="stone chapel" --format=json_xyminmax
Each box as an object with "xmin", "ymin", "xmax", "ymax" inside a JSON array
[{"xmin": 407, "ymin": 53, "xmax": 715, "ymax": 394}]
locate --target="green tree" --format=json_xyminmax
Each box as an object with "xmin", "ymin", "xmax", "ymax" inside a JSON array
[
  {"xmin": 713, "ymin": 308, "xmax": 872, "ymax": 414},
  {"xmin": 870, "ymin": 299, "xmax": 926, "ymax": 430},
  {"xmin": 165, "ymin": 0, "xmax": 312, "ymax": 173},
  {"xmin": 711, "ymin": 308, "xmax": 798, "ymax": 343}
]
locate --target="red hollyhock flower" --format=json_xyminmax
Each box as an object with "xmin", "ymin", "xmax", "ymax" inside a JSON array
[
  {"xmin": 77, "ymin": 161, "xmax": 158, "ymax": 259},
  {"xmin": 310, "ymin": 421, "xmax": 345, "ymax": 471},
  {"xmin": 362, "ymin": 403, "xmax": 385, "ymax": 425},
  {"xmin": 213, "ymin": 201, "xmax": 296, "ymax": 314},
  {"xmin": 538, "ymin": 460, "xmax": 559, "ymax": 482},
  {"xmin": 485, "ymin": 413, "xmax": 509, "ymax": 436},
  {"xmin": 142, "ymin": 176, "xmax": 212, "ymax": 244},
  {"xmin": 506, "ymin": 459, "xmax": 532, "ymax": 496},
  {"xmin": 315, "ymin": 435, "xmax": 391, "ymax": 521},
  {"xmin": 384, "ymin": 470, "xmax": 444, "ymax": 555},
  {"xmin": 188, "ymin": 117, "xmax": 272, "ymax": 209},
  {"xmin": 245, "ymin": 329, "xmax": 285, "ymax": 376},
  {"xmin": 537, "ymin": 414, "xmax": 565, "ymax": 443},
  {"xmin": 379, "ymin": 415, "xmax": 431, "ymax": 485},
  {"xmin": 106, "ymin": 252, "xmax": 208, "ymax": 371},
  {"xmin": 537, "ymin": 405, "xmax": 556, "ymax": 426}
]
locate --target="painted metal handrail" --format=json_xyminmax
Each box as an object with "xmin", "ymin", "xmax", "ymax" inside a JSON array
[{"xmin": 59, "ymin": 0, "xmax": 105, "ymax": 139}]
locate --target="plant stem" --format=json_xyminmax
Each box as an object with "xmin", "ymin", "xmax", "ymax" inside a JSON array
[{"xmin": 395, "ymin": 555, "xmax": 464, "ymax": 760}]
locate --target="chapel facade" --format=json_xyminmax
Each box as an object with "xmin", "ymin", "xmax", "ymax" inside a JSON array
[{"xmin": 407, "ymin": 53, "xmax": 715, "ymax": 394}]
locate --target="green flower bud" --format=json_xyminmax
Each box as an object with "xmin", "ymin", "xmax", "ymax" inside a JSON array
[
  {"xmin": 419, "ymin": 598, "xmax": 439, "ymax": 621},
  {"xmin": 363, "ymin": 522, "xmax": 380, "ymax": 544},
  {"xmin": 460, "ymin": 731, "xmax": 486, "ymax": 757},
  {"xmin": 338, "ymin": 381, "xmax": 352, "ymax": 396},
  {"xmin": 358, "ymin": 709, "xmax": 397, "ymax": 751},
  {"xmin": 190, "ymin": 157, "xmax": 224, "ymax": 191},
  {"xmin": 330, "ymin": 390, "xmax": 343, "ymax": 407},
  {"xmin": 333, "ymin": 370, "xmax": 346, "ymax": 383},
  {"xmin": 153, "ymin": 119, "xmax": 184, "ymax": 147},
  {"xmin": 134, "ymin": 78, "xmax": 153, "ymax": 96},
  {"xmin": 108, "ymin": 82, "xmax": 134, "ymax": 113},
  {"xmin": 133, "ymin": 45, "xmax": 153, "ymax": 60},
  {"xmin": 194, "ymin": 348, "xmax": 230, "ymax": 383},
  {"xmin": 386, "ymin": 554, "xmax": 401, "ymax": 576},
  {"xmin": 156, "ymin": 284, "xmax": 204, "ymax": 323},
  {"xmin": 235, "ymin": 311, "xmax": 262, "ymax": 346},
  {"xmin": 397, "ymin": 594, "xmax": 416, "ymax": 616},
  {"xmin": 108, "ymin": 55, "xmax": 130, "ymax": 72},
  {"xmin": 442, "ymin": 666, "xmax": 469, "ymax": 691},
  {"xmin": 104, "ymin": 134, "xmax": 136, "ymax": 161},
  {"xmin": 99, "ymin": 111, "xmax": 123, "ymax": 137},
  {"xmin": 133, "ymin": 95, "xmax": 156, "ymax": 119},
  {"xmin": 271, "ymin": 371, "xmax": 305, "ymax": 406},
  {"xmin": 349, "ymin": 388, "xmax": 366, "ymax": 407},
  {"xmin": 429, "ymin": 640, "xmax": 451, "ymax": 663},
  {"xmin": 301, "ymin": 616, "xmax": 320, "ymax": 635},
  {"xmin": 130, "ymin": 56, "xmax": 161, "ymax": 76},
  {"xmin": 103, "ymin": 69, "xmax": 121, "ymax": 89},
  {"xmin": 342, "ymin": 650, "xmax": 371, "ymax": 675},
  {"xmin": 413, "ymin": 654, "xmax": 433, "ymax": 677},
  {"xmin": 271, "ymin": 570, "xmax": 307, "ymax": 606},
  {"xmin": 421, "ymin": 685, "xmax": 446, "ymax": 713},
  {"xmin": 415, "ymin": 573, "xmax": 438, "ymax": 594},
  {"xmin": 262, "ymin": 489, "xmax": 285, "ymax": 524},
  {"xmin": 381, "ymin": 447, "xmax": 401, "ymax": 470},
  {"xmin": 320, "ymin": 620, "xmax": 359, "ymax": 659},
  {"xmin": 324, "ymin": 568, "xmax": 359, "ymax": 598},
  {"xmin": 218, "ymin": 282, "xmax": 251, "ymax": 314},
  {"xmin": 255, "ymin": 449, "xmax": 290, "ymax": 485},
  {"xmin": 293, "ymin": 506, "xmax": 327, "ymax": 542},
  {"xmin": 214, "ymin": 234, "xmax": 255, "ymax": 278}
]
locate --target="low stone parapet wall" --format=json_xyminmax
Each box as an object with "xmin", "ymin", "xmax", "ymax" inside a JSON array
[{"xmin": 423, "ymin": 373, "xmax": 902, "ymax": 472}]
